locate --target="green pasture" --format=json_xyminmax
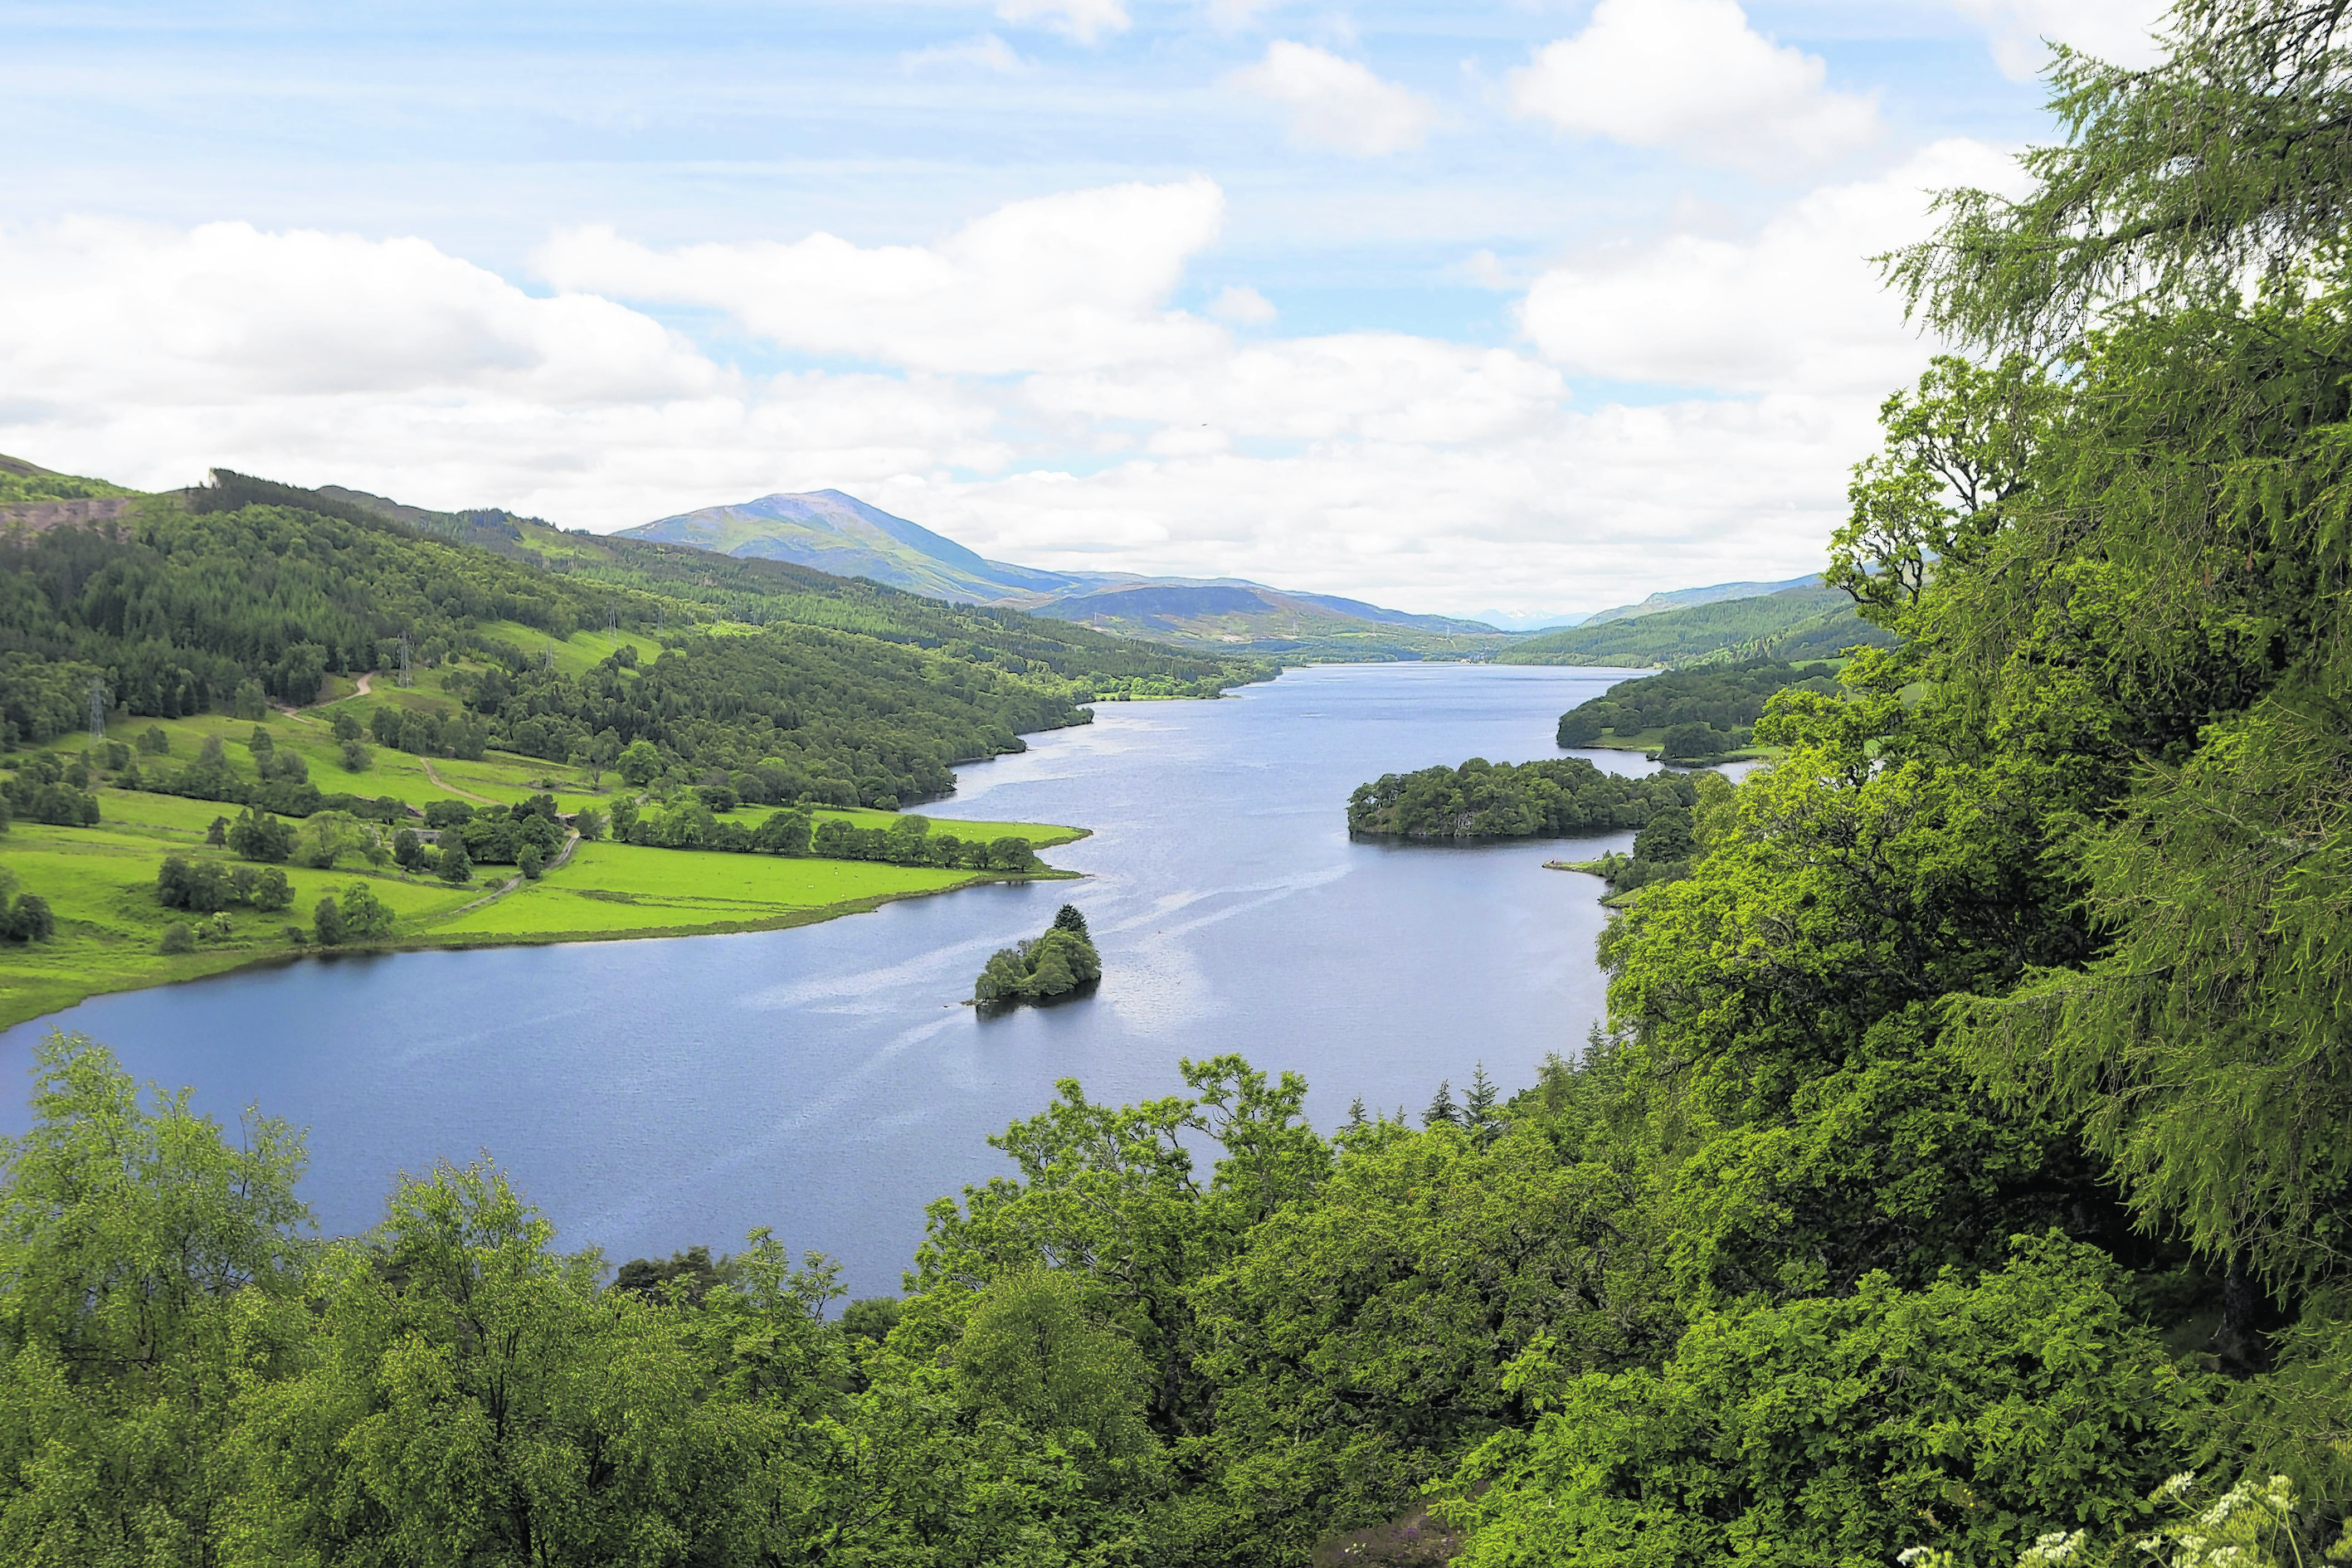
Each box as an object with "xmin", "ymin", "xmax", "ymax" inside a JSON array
[
  {"xmin": 474, "ymin": 620, "xmax": 664, "ymax": 677},
  {"xmin": 426, "ymin": 841, "xmax": 980, "ymax": 940},
  {"xmin": 0, "ymin": 819, "xmax": 476, "ymax": 1028}
]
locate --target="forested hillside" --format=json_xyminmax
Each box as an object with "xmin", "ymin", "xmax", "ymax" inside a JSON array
[
  {"xmin": 1553, "ymin": 657, "xmax": 1839, "ymax": 758},
  {"xmin": 0, "ymin": 469, "xmax": 1260, "ymax": 804},
  {"xmin": 1497, "ymin": 580, "xmax": 1893, "ymax": 668}
]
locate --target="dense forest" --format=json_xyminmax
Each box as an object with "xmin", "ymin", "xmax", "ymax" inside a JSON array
[
  {"xmin": 0, "ymin": 472, "xmax": 1261, "ymax": 806},
  {"xmin": 1554, "ymin": 656, "xmax": 1839, "ymax": 757},
  {"xmin": 10, "ymin": 3, "xmax": 2352, "ymax": 1564},
  {"xmin": 1496, "ymin": 581, "xmax": 1894, "ymax": 668},
  {"xmin": 1346, "ymin": 753, "xmax": 1697, "ymax": 840}
]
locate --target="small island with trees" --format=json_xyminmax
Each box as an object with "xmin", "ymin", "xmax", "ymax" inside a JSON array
[{"xmin": 972, "ymin": 903, "xmax": 1101, "ymax": 1006}]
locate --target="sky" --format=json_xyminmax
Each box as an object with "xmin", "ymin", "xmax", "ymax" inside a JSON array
[{"xmin": 0, "ymin": 0, "xmax": 2173, "ymax": 621}]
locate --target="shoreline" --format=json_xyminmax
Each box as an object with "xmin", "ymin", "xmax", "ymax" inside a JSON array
[{"xmin": 0, "ymin": 843, "xmax": 1089, "ymax": 1034}]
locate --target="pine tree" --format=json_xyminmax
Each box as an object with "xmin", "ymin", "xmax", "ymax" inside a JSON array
[
  {"xmin": 1422, "ymin": 1080, "xmax": 1461, "ymax": 1128},
  {"xmin": 1465, "ymin": 1063, "xmax": 1502, "ymax": 1145}
]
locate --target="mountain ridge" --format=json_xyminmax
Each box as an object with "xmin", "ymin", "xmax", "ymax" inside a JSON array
[{"xmin": 618, "ymin": 487, "xmax": 1515, "ymax": 660}]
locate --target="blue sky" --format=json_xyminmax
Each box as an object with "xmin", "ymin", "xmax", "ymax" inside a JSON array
[{"xmin": 0, "ymin": 0, "xmax": 2169, "ymax": 617}]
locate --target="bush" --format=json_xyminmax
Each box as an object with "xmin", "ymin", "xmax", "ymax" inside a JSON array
[
  {"xmin": 339, "ymin": 739, "xmax": 369, "ymax": 772},
  {"xmin": 312, "ymin": 896, "xmax": 346, "ymax": 946},
  {"xmin": 2, "ymin": 894, "xmax": 54, "ymax": 942},
  {"xmin": 158, "ymin": 922, "xmax": 194, "ymax": 954}
]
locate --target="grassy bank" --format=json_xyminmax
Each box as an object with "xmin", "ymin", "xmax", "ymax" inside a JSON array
[{"xmin": 0, "ymin": 694, "xmax": 1087, "ymax": 1030}]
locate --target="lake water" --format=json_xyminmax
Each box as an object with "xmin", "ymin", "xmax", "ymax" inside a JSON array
[{"xmin": 0, "ymin": 662, "xmax": 1660, "ymax": 1298}]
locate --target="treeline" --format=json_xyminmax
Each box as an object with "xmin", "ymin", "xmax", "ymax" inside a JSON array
[
  {"xmin": 1554, "ymin": 656, "xmax": 1838, "ymax": 757},
  {"xmin": 1346, "ymin": 754, "xmax": 1695, "ymax": 840},
  {"xmin": 605, "ymin": 795, "xmax": 1042, "ymax": 872},
  {"xmin": 453, "ymin": 629, "xmax": 1088, "ymax": 807}
]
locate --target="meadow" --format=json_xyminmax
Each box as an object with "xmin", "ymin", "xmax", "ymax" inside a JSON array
[{"xmin": 0, "ymin": 675, "xmax": 1085, "ymax": 1027}]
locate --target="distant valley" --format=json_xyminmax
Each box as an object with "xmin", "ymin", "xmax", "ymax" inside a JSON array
[
  {"xmin": 616, "ymin": 488, "xmax": 1863, "ymax": 666},
  {"xmin": 617, "ymin": 489, "xmax": 1512, "ymax": 661}
]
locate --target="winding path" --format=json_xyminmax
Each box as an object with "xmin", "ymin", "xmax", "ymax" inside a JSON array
[
  {"xmin": 419, "ymin": 756, "xmax": 500, "ymax": 806},
  {"xmin": 443, "ymin": 830, "xmax": 582, "ymax": 917}
]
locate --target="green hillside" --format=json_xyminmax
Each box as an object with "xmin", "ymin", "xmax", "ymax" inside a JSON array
[
  {"xmin": 0, "ymin": 459, "xmax": 1261, "ymax": 1020},
  {"xmin": 1032, "ymin": 581, "xmax": 1515, "ymax": 661},
  {"xmin": 1496, "ymin": 582, "xmax": 1892, "ymax": 668}
]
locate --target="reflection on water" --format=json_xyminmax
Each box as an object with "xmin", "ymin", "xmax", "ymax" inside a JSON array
[{"xmin": 1, "ymin": 662, "xmax": 1665, "ymax": 1296}]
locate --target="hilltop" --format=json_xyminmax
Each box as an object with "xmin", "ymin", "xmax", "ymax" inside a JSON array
[{"xmin": 621, "ymin": 488, "xmax": 1515, "ymax": 660}]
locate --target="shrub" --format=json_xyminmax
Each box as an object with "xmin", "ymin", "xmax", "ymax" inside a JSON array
[{"xmin": 158, "ymin": 922, "xmax": 194, "ymax": 954}]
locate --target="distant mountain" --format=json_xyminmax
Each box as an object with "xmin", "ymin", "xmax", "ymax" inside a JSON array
[
  {"xmin": 1032, "ymin": 582, "xmax": 1507, "ymax": 660},
  {"xmin": 619, "ymin": 489, "xmax": 1076, "ymax": 602},
  {"xmin": 1472, "ymin": 607, "xmax": 1590, "ymax": 631},
  {"xmin": 618, "ymin": 489, "xmax": 1512, "ymax": 660},
  {"xmin": 1575, "ymin": 573, "xmax": 1822, "ymax": 628},
  {"xmin": 1495, "ymin": 582, "xmax": 1890, "ymax": 669}
]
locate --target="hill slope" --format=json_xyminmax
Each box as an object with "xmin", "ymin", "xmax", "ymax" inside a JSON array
[
  {"xmin": 0, "ymin": 460, "xmax": 1264, "ymax": 806},
  {"xmin": 1574, "ymin": 572, "xmax": 1820, "ymax": 628},
  {"xmin": 621, "ymin": 489, "xmax": 1074, "ymax": 601},
  {"xmin": 1495, "ymin": 582, "xmax": 1891, "ymax": 669},
  {"xmin": 619, "ymin": 488, "xmax": 1510, "ymax": 660}
]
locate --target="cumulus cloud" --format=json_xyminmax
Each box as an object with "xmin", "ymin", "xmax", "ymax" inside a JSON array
[
  {"xmin": 1510, "ymin": 0, "xmax": 1879, "ymax": 174},
  {"xmin": 1208, "ymin": 285, "xmax": 1277, "ymax": 324},
  {"xmin": 0, "ymin": 192, "xmax": 1921, "ymax": 618},
  {"xmin": 1230, "ymin": 42, "xmax": 1436, "ymax": 156},
  {"xmin": 1952, "ymin": 0, "xmax": 2170, "ymax": 77},
  {"xmin": 1519, "ymin": 139, "xmax": 2024, "ymax": 396},
  {"xmin": 535, "ymin": 179, "xmax": 1229, "ymax": 377},
  {"xmin": 995, "ymin": 0, "xmax": 1127, "ymax": 44}
]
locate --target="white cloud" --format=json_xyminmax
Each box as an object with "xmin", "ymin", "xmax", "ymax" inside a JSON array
[
  {"xmin": 1208, "ymin": 285, "xmax": 1277, "ymax": 324},
  {"xmin": 902, "ymin": 33, "xmax": 1028, "ymax": 73},
  {"xmin": 0, "ymin": 217, "xmax": 713, "ymax": 408},
  {"xmin": 1230, "ymin": 42, "xmax": 1436, "ymax": 156},
  {"xmin": 1519, "ymin": 139, "xmax": 2024, "ymax": 396},
  {"xmin": 0, "ymin": 188, "xmax": 1939, "ymax": 620},
  {"xmin": 535, "ymin": 179, "xmax": 1229, "ymax": 377},
  {"xmin": 1952, "ymin": 0, "xmax": 2170, "ymax": 77},
  {"xmin": 995, "ymin": 0, "xmax": 1127, "ymax": 45},
  {"xmin": 1510, "ymin": 0, "xmax": 1880, "ymax": 174}
]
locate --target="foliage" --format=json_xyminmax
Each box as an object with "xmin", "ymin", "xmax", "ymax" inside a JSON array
[
  {"xmin": 1497, "ymin": 586, "xmax": 1893, "ymax": 669},
  {"xmin": 1346, "ymin": 756, "xmax": 1695, "ymax": 840},
  {"xmin": 1554, "ymin": 658, "xmax": 1838, "ymax": 753},
  {"xmin": 1448, "ymin": 1239, "xmax": 2194, "ymax": 1568},
  {"xmin": 974, "ymin": 915, "xmax": 1103, "ymax": 1003}
]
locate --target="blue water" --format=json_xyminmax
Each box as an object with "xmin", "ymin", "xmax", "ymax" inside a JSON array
[{"xmin": 0, "ymin": 662, "xmax": 1658, "ymax": 1297}]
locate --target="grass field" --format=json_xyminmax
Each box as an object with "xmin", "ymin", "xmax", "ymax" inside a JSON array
[
  {"xmin": 429, "ymin": 842, "xmax": 984, "ymax": 940},
  {"xmin": 473, "ymin": 621, "xmax": 665, "ymax": 678},
  {"xmin": 0, "ymin": 819, "xmax": 480, "ymax": 1027},
  {"xmin": 0, "ymin": 731, "xmax": 1086, "ymax": 1026}
]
